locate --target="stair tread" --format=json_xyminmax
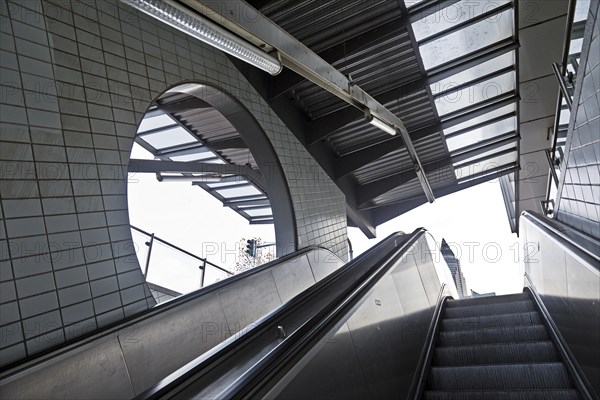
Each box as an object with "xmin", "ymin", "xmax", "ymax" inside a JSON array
[
  {"xmin": 438, "ymin": 324, "xmax": 548, "ymax": 346},
  {"xmin": 444, "ymin": 300, "xmax": 536, "ymax": 319},
  {"xmin": 446, "ymin": 293, "xmax": 529, "ymax": 308},
  {"xmin": 434, "ymin": 341, "xmax": 559, "ymax": 366},
  {"xmin": 427, "ymin": 363, "xmax": 574, "ymax": 391},
  {"xmin": 441, "ymin": 311, "xmax": 541, "ymax": 331},
  {"xmin": 423, "ymin": 389, "xmax": 581, "ymax": 400}
]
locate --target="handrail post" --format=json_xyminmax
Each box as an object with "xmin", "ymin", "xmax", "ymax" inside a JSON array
[
  {"xmin": 552, "ymin": 62, "xmax": 573, "ymax": 110},
  {"xmin": 144, "ymin": 233, "xmax": 155, "ymax": 280},
  {"xmin": 200, "ymin": 259, "xmax": 206, "ymax": 288}
]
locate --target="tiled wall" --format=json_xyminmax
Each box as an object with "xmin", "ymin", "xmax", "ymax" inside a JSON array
[
  {"xmin": 0, "ymin": 0, "xmax": 348, "ymax": 366},
  {"xmin": 555, "ymin": 0, "xmax": 600, "ymax": 239}
]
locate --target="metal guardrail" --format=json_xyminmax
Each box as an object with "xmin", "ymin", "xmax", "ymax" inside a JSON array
[{"xmin": 130, "ymin": 225, "xmax": 233, "ymax": 293}]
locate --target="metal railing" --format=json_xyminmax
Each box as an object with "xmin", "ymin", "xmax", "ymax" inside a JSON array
[
  {"xmin": 130, "ymin": 225, "xmax": 233, "ymax": 299},
  {"xmin": 544, "ymin": 0, "xmax": 588, "ymax": 215}
]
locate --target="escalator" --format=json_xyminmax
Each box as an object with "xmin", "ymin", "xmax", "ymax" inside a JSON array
[
  {"xmin": 423, "ymin": 293, "xmax": 581, "ymax": 399},
  {"xmin": 134, "ymin": 213, "xmax": 598, "ymax": 400}
]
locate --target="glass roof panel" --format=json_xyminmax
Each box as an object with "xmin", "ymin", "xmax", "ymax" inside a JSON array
[
  {"xmin": 168, "ymin": 150, "xmax": 213, "ymax": 162},
  {"xmin": 215, "ymin": 185, "xmax": 263, "ymax": 198},
  {"xmin": 446, "ymin": 116, "xmax": 516, "ymax": 151},
  {"xmin": 412, "ymin": 0, "xmax": 511, "ymax": 42},
  {"xmin": 443, "ymin": 103, "xmax": 515, "ymax": 135},
  {"xmin": 419, "ymin": 8, "xmax": 514, "ymax": 70},
  {"xmin": 244, "ymin": 208, "xmax": 273, "ymax": 217},
  {"xmin": 431, "ymin": 51, "xmax": 515, "ymax": 95},
  {"xmin": 574, "ymin": 0, "xmax": 591, "ymax": 22},
  {"xmin": 141, "ymin": 126, "xmax": 197, "ymax": 149},
  {"xmin": 455, "ymin": 143, "xmax": 517, "ymax": 166},
  {"xmin": 454, "ymin": 151, "xmax": 517, "ymax": 180},
  {"xmin": 138, "ymin": 114, "xmax": 174, "ymax": 133},
  {"xmin": 435, "ymin": 71, "xmax": 515, "ymax": 116}
]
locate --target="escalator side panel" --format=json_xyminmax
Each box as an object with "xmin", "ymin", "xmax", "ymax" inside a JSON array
[
  {"xmin": 0, "ymin": 249, "xmax": 344, "ymax": 398},
  {"xmin": 268, "ymin": 235, "xmax": 453, "ymax": 399}
]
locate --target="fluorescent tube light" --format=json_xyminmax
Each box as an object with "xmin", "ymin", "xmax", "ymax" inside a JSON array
[
  {"xmin": 364, "ymin": 110, "xmax": 397, "ymax": 135},
  {"xmin": 120, "ymin": 0, "xmax": 283, "ymax": 75}
]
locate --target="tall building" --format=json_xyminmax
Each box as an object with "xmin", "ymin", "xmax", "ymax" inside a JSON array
[{"xmin": 440, "ymin": 238, "xmax": 468, "ymax": 297}]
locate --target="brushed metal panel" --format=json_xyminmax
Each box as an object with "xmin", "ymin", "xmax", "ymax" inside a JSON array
[
  {"xmin": 119, "ymin": 293, "xmax": 228, "ymax": 394},
  {"xmin": 0, "ymin": 338, "xmax": 134, "ymax": 399},
  {"xmin": 345, "ymin": 274, "xmax": 407, "ymax": 399},
  {"xmin": 217, "ymin": 271, "xmax": 282, "ymax": 333},
  {"xmin": 271, "ymin": 255, "xmax": 316, "ymax": 303},
  {"xmin": 272, "ymin": 323, "xmax": 371, "ymax": 400},
  {"xmin": 391, "ymin": 253, "xmax": 430, "ymax": 315},
  {"xmin": 308, "ymin": 248, "xmax": 345, "ymax": 281}
]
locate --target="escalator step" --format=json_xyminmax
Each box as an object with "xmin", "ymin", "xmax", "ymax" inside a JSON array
[
  {"xmin": 441, "ymin": 311, "xmax": 541, "ymax": 331},
  {"xmin": 427, "ymin": 363, "xmax": 573, "ymax": 390},
  {"xmin": 445, "ymin": 293, "xmax": 529, "ymax": 308},
  {"xmin": 444, "ymin": 300, "xmax": 536, "ymax": 319},
  {"xmin": 423, "ymin": 389, "xmax": 581, "ymax": 400},
  {"xmin": 439, "ymin": 325, "xmax": 548, "ymax": 346},
  {"xmin": 433, "ymin": 341, "xmax": 559, "ymax": 366}
]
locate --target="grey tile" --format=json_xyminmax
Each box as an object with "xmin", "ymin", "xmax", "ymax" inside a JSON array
[
  {"xmin": 45, "ymin": 214, "xmax": 79, "ymax": 234},
  {"xmin": 90, "ymin": 275, "xmax": 118, "ymax": 297},
  {"xmin": 5, "ymin": 216, "xmax": 46, "ymax": 238},
  {"xmin": 0, "ymin": 343, "xmax": 26, "ymax": 368},
  {"xmin": 0, "ymin": 321, "xmax": 23, "ymax": 348},
  {"xmin": 42, "ymin": 197, "xmax": 76, "ymax": 215},
  {"xmin": 120, "ymin": 283, "xmax": 145, "ymax": 305},
  {"xmin": 2, "ymin": 199, "xmax": 42, "ymax": 218},
  {"xmin": 12, "ymin": 253, "xmax": 52, "ymax": 278},
  {"xmin": 54, "ymin": 265, "xmax": 87, "ymax": 289},
  {"xmin": 22, "ymin": 310, "xmax": 62, "ymax": 339},
  {"xmin": 93, "ymin": 291, "xmax": 121, "ymax": 314},
  {"xmin": 19, "ymin": 291, "xmax": 59, "ymax": 318},
  {"xmin": 61, "ymin": 300, "xmax": 94, "ymax": 325},
  {"xmin": 16, "ymin": 272, "xmax": 55, "ymax": 298},
  {"xmin": 0, "ymin": 301, "xmax": 20, "ymax": 325},
  {"xmin": 57, "ymin": 282, "xmax": 91, "ymax": 307},
  {"xmin": 0, "ymin": 280, "xmax": 16, "ymax": 302},
  {"xmin": 63, "ymin": 317, "xmax": 96, "ymax": 340},
  {"xmin": 87, "ymin": 259, "xmax": 116, "ymax": 280},
  {"xmin": 51, "ymin": 247, "xmax": 85, "ymax": 271}
]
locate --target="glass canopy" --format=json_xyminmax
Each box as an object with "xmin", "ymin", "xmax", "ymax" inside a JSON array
[
  {"xmin": 133, "ymin": 106, "xmax": 273, "ymax": 224},
  {"xmin": 413, "ymin": 0, "xmax": 519, "ymax": 182}
]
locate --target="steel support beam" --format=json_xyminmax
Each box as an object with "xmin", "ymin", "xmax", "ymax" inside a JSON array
[
  {"xmin": 186, "ymin": 0, "xmax": 434, "ymax": 203},
  {"xmin": 128, "ymin": 159, "xmax": 266, "ymax": 191}
]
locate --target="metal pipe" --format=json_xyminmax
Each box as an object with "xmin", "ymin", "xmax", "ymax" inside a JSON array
[{"xmin": 552, "ymin": 62, "xmax": 573, "ymax": 110}]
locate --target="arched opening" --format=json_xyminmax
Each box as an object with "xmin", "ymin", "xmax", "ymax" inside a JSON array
[{"xmin": 126, "ymin": 82, "xmax": 296, "ymax": 301}]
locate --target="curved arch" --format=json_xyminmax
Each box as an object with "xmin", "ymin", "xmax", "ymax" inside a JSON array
[{"xmin": 133, "ymin": 81, "xmax": 297, "ymax": 256}]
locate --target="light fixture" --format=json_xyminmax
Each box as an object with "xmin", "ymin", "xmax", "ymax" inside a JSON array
[
  {"xmin": 120, "ymin": 0, "xmax": 283, "ymax": 75},
  {"xmin": 364, "ymin": 109, "xmax": 397, "ymax": 136}
]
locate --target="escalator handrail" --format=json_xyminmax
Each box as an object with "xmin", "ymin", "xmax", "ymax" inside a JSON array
[
  {"xmin": 137, "ymin": 229, "xmax": 424, "ymax": 399},
  {"xmin": 524, "ymin": 282, "xmax": 596, "ymax": 400},
  {"xmin": 521, "ymin": 211, "xmax": 599, "ymax": 269},
  {"xmin": 0, "ymin": 244, "xmax": 339, "ymax": 377},
  {"xmin": 408, "ymin": 284, "xmax": 452, "ymax": 400}
]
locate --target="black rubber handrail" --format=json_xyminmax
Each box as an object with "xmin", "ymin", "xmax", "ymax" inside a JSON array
[
  {"xmin": 136, "ymin": 230, "xmax": 421, "ymax": 399},
  {"xmin": 407, "ymin": 284, "xmax": 452, "ymax": 400},
  {"xmin": 0, "ymin": 244, "xmax": 338, "ymax": 376},
  {"xmin": 524, "ymin": 281, "xmax": 596, "ymax": 400}
]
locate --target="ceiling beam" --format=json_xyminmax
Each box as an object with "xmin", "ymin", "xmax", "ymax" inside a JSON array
[
  {"xmin": 334, "ymin": 94, "xmax": 520, "ymax": 179},
  {"xmin": 369, "ymin": 165, "xmax": 520, "ymax": 225},
  {"xmin": 128, "ymin": 158, "xmax": 266, "ymax": 191}
]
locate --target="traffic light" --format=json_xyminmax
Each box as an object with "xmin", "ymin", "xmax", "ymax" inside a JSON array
[{"xmin": 245, "ymin": 239, "xmax": 256, "ymax": 257}]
